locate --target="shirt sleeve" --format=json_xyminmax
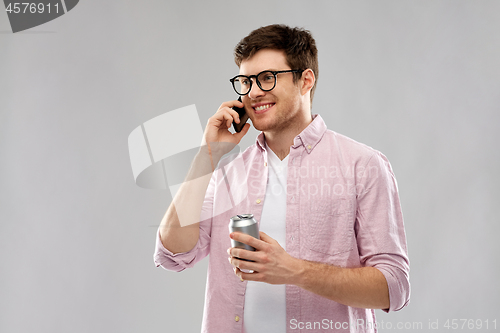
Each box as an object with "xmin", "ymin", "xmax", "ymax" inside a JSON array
[
  {"xmin": 355, "ymin": 151, "xmax": 410, "ymax": 312},
  {"xmin": 153, "ymin": 171, "xmax": 216, "ymax": 272}
]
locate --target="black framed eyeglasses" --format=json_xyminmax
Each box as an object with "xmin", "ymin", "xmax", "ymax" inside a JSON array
[{"xmin": 229, "ymin": 69, "xmax": 304, "ymax": 96}]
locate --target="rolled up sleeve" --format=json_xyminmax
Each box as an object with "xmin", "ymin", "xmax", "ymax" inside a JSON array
[
  {"xmin": 355, "ymin": 151, "xmax": 410, "ymax": 312},
  {"xmin": 153, "ymin": 227, "xmax": 210, "ymax": 271}
]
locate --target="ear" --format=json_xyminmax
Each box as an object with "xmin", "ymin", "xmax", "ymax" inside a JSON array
[{"xmin": 300, "ymin": 69, "xmax": 315, "ymax": 97}]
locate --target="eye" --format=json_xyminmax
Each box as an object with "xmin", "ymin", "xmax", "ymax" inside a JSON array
[{"xmin": 258, "ymin": 72, "xmax": 275, "ymax": 83}]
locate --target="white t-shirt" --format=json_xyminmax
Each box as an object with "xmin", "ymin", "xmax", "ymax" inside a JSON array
[{"xmin": 243, "ymin": 144, "xmax": 288, "ymax": 333}]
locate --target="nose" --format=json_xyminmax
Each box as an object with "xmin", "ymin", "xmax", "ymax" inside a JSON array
[{"xmin": 248, "ymin": 79, "xmax": 266, "ymax": 99}]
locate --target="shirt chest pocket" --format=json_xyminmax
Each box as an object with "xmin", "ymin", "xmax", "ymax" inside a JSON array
[{"xmin": 305, "ymin": 197, "xmax": 354, "ymax": 256}]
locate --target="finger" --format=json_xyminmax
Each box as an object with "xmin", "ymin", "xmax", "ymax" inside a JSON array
[
  {"xmin": 222, "ymin": 110, "xmax": 238, "ymax": 128},
  {"xmin": 214, "ymin": 106, "xmax": 236, "ymax": 121},
  {"xmin": 229, "ymin": 247, "xmax": 259, "ymax": 262},
  {"xmin": 258, "ymin": 231, "xmax": 281, "ymax": 248},
  {"xmin": 208, "ymin": 112, "xmax": 230, "ymax": 130},
  {"xmin": 225, "ymin": 107, "xmax": 242, "ymax": 124},
  {"xmin": 219, "ymin": 99, "xmax": 244, "ymax": 110},
  {"xmin": 234, "ymin": 267, "xmax": 245, "ymax": 281},
  {"xmin": 230, "ymin": 256, "xmax": 259, "ymax": 271},
  {"xmin": 234, "ymin": 98, "xmax": 244, "ymax": 108},
  {"xmin": 230, "ymin": 231, "xmax": 264, "ymax": 250},
  {"xmin": 235, "ymin": 267, "xmax": 261, "ymax": 282},
  {"xmin": 259, "ymin": 231, "xmax": 273, "ymax": 243},
  {"xmin": 218, "ymin": 112, "xmax": 233, "ymax": 129},
  {"xmin": 217, "ymin": 101, "xmax": 244, "ymax": 122}
]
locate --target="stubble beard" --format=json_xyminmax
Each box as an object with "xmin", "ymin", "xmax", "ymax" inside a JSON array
[{"xmin": 251, "ymin": 95, "xmax": 302, "ymax": 134}]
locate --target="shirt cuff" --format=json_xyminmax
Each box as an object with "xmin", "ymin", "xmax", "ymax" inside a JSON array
[
  {"xmin": 376, "ymin": 263, "xmax": 411, "ymax": 312},
  {"xmin": 153, "ymin": 228, "xmax": 200, "ymax": 272}
]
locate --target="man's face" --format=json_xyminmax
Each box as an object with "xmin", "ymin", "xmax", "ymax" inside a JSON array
[{"xmin": 239, "ymin": 49, "xmax": 304, "ymax": 133}]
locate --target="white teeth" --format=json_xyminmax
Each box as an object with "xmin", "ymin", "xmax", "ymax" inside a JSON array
[{"xmin": 255, "ymin": 104, "xmax": 273, "ymax": 111}]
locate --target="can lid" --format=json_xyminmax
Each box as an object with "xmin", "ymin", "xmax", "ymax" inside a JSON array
[{"xmin": 237, "ymin": 214, "xmax": 254, "ymax": 219}]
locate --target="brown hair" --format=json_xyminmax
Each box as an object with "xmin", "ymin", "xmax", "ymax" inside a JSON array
[{"xmin": 234, "ymin": 24, "xmax": 319, "ymax": 103}]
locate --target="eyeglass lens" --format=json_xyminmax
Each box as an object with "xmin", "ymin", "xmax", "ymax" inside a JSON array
[{"xmin": 233, "ymin": 71, "xmax": 276, "ymax": 95}]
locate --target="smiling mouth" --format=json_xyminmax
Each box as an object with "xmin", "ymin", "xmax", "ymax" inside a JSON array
[{"xmin": 253, "ymin": 103, "xmax": 275, "ymax": 113}]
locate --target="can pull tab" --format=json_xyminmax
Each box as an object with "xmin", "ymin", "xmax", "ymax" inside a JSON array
[{"xmin": 237, "ymin": 214, "xmax": 253, "ymax": 219}]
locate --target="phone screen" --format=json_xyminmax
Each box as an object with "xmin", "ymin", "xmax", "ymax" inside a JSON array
[{"xmin": 232, "ymin": 97, "xmax": 250, "ymax": 133}]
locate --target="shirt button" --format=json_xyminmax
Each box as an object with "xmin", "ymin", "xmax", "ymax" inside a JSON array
[
  {"xmin": 235, "ymin": 315, "xmax": 240, "ymax": 322},
  {"xmin": 264, "ymin": 162, "xmax": 267, "ymax": 167},
  {"xmin": 291, "ymin": 236, "xmax": 294, "ymax": 241},
  {"xmin": 256, "ymin": 199, "xmax": 261, "ymax": 204},
  {"xmin": 307, "ymin": 144, "xmax": 312, "ymax": 150}
]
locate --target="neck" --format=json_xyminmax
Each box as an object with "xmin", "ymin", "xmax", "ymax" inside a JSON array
[{"xmin": 265, "ymin": 112, "xmax": 313, "ymax": 160}]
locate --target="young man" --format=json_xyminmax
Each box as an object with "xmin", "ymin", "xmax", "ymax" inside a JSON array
[{"xmin": 155, "ymin": 25, "xmax": 410, "ymax": 333}]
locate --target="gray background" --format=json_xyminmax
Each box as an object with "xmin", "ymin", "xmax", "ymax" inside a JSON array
[{"xmin": 1, "ymin": 1, "xmax": 499, "ymax": 332}]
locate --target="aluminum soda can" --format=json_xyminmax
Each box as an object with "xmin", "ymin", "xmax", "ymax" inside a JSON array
[{"xmin": 228, "ymin": 214, "xmax": 260, "ymax": 252}]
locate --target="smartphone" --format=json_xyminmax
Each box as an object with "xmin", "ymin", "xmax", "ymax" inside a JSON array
[{"xmin": 232, "ymin": 96, "xmax": 250, "ymax": 133}]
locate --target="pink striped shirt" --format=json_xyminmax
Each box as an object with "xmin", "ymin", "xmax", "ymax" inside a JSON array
[{"xmin": 154, "ymin": 114, "xmax": 410, "ymax": 333}]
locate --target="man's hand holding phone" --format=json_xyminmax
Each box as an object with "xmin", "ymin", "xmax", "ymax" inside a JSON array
[{"xmin": 202, "ymin": 98, "xmax": 251, "ymax": 150}]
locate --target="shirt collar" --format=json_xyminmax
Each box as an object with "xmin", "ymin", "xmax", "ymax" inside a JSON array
[
  {"xmin": 256, "ymin": 114, "xmax": 327, "ymax": 154},
  {"xmin": 256, "ymin": 131, "xmax": 266, "ymax": 151}
]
